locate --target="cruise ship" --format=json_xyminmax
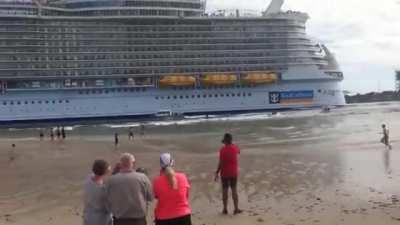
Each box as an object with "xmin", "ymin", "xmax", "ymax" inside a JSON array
[{"xmin": 0, "ymin": 0, "xmax": 345, "ymax": 122}]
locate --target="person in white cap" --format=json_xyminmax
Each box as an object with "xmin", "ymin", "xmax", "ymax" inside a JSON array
[
  {"xmin": 104, "ymin": 153, "xmax": 153, "ymax": 225},
  {"xmin": 153, "ymin": 153, "xmax": 192, "ymax": 225}
]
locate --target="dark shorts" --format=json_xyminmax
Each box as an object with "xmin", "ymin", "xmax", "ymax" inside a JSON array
[
  {"xmin": 222, "ymin": 177, "xmax": 237, "ymax": 189},
  {"xmin": 114, "ymin": 217, "xmax": 146, "ymax": 225},
  {"xmin": 155, "ymin": 215, "xmax": 192, "ymax": 225}
]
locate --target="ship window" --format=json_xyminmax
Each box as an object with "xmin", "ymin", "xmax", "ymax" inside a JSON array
[
  {"xmin": 220, "ymin": 94, "xmax": 224, "ymax": 97},
  {"xmin": 17, "ymin": 101, "xmax": 21, "ymax": 105},
  {"xmin": 155, "ymin": 97, "xmax": 159, "ymax": 100},
  {"xmin": 203, "ymin": 94, "xmax": 207, "ymax": 98},
  {"xmin": 10, "ymin": 101, "xmax": 14, "ymax": 105},
  {"xmin": 197, "ymin": 95, "xmax": 201, "ymax": 98},
  {"xmin": 92, "ymin": 90, "xmax": 96, "ymax": 94},
  {"xmin": 186, "ymin": 96, "xmax": 189, "ymax": 99},
  {"xmin": 167, "ymin": 96, "xmax": 170, "ymax": 99},
  {"xmin": 232, "ymin": 94, "xmax": 235, "ymax": 97},
  {"xmin": 31, "ymin": 101, "xmax": 35, "ymax": 104},
  {"xmin": 215, "ymin": 94, "xmax": 218, "ymax": 98},
  {"xmin": 142, "ymin": 88, "xmax": 146, "ymax": 92},
  {"xmin": 209, "ymin": 94, "xmax": 212, "ymax": 98},
  {"xmin": 248, "ymin": 93, "xmax": 252, "ymax": 96},
  {"xmin": 66, "ymin": 100, "xmax": 70, "ymax": 103},
  {"xmin": 45, "ymin": 101, "xmax": 49, "ymax": 104},
  {"xmin": 237, "ymin": 93, "xmax": 241, "ymax": 97},
  {"xmin": 2, "ymin": 102, "xmax": 6, "ymax": 105},
  {"xmin": 161, "ymin": 96, "xmax": 165, "ymax": 100},
  {"xmin": 59, "ymin": 100, "xmax": 63, "ymax": 103},
  {"xmin": 24, "ymin": 101, "xmax": 28, "ymax": 105},
  {"xmin": 180, "ymin": 96, "xmax": 183, "ymax": 99},
  {"xmin": 192, "ymin": 95, "xmax": 195, "ymax": 98},
  {"xmin": 38, "ymin": 101, "xmax": 42, "ymax": 104},
  {"xmin": 86, "ymin": 91, "xmax": 90, "ymax": 94},
  {"xmin": 105, "ymin": 90, "xmax": 109, "ymax": 94},
  {"xmin": 173, "ymin": 96, "xmax": 177, "ymax": 99}
]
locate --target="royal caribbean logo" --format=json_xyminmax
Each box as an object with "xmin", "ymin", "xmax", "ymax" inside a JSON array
[
  {"xmin": 269, "ymin": 90, "xmax": 314, "ymax": 105},
  {"xmin": 269, "ymin": 92, "xmax": 281, "ymax": 104}
]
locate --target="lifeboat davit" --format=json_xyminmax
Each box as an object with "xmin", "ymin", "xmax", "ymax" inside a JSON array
[
  {"xmin": 242, "ymin": 72, "xmax": 278, "ymax": 85},
  {"xmin": 200, "ymin": 73, "xmax": 237, "ymax": 86},
  {"xmin": 159, "ymin": 75, "xmax": 196, "ymax": 87}
]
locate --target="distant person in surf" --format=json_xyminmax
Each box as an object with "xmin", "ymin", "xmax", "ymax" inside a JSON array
[
  {"xmin": 56, "ymin": 126, "xmax": 61, "ymax": 139},
  {"xmin": 39, "ymin": 129, "xmax": 44, "ymax": 140},
  {"xmin": 381, "ymin": 124, "xmax": 392, "ymax": 149},
  {"xmin": 129, "ymin": 128, "xmax": 134, "ymax": 141},
  {"xmin": 50, "ymin": 128, "xmax": 55, "ymax": 141},
  {"xmin": 61, "ymin": 126, "xmax": 66, "ymax": 139},
  {"xmin": 214, "ymin": 133, "xmax": 242, "ymax": 215},
  {"xmin": 114, "ymin": 132, "xmax": 119, "ymax": 146},
  {"xmin": 140, "ymin": 124, "xmax": 145, "ymax": 136}
]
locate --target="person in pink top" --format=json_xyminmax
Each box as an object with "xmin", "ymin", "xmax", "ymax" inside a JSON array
[{"xmin": 153, "ymin": 153, "xmax": 192, "ymax": 225}]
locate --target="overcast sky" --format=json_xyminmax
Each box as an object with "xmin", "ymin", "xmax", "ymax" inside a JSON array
[{"xmin": 207, "ymin": 0, "xmax": 400, "ymax": 93}]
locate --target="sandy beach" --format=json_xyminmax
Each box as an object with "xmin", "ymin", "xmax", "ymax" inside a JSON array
[{"xmin": 1, "ymin": 102, "xmax": 400, "ymax": 225}]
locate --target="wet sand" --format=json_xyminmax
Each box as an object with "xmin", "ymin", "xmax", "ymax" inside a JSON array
[{"xmin": 1, "ymin": 102, "xmax": 400, "ymax": 225}]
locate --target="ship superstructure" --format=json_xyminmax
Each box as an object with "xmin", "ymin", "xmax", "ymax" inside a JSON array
[{"xmin": 0, "ymin": 0, "xmax": 345, "ymax": 122}]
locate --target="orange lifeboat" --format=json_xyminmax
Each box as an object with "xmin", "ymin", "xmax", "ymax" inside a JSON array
[
  {"xmin": 159, "ymin": 75, "xmax": 196, "ymax": 87},
  {"xmin": 242, "ymin": 72, "xmax": 278, "ymax": 85},
  {"xmin": 200, "ymin": 73, "xmax": 237, "ymax": 86}
]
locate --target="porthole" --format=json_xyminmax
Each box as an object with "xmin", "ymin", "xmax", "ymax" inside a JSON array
[
  {"xmin": 24, "ymin": 101, "xmax": 28, "ymax": 105},
  {"xmin": 2, "ymin": 102, "xmax": 6, "ymax": 105},
  {"xmin": 155, "ymin": 97, "xmax": 159, "ymax": 100},
  {"xmin": 66, "ymin": 100, "xmax": 70, "ymax": 103},
  {"xmin": 52, "ymin": 100, "xmax": 56, "ymax": 104},
  {"xmin": 17, "ymin": 101, "xmax": 21, "ymax": 105},
  {"xmin": 59, "ymin": 100, "xmax": 63, "ymax": 103}
]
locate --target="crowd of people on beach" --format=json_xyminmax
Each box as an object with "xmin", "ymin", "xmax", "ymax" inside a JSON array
[{"xmin": 83, "ymin": 133, "xmax": 241, "ymax": 225}]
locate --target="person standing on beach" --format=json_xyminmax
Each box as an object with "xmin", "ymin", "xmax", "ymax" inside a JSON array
[
  {"xmin": 140, "ymin": 124, "xmax": 145, "ymax": 136},
  {"xmin": 56, "ymin": 126, "xmax": 61, "ymax": 139},
  {"xmin": 153, "ymin": 153, "xmax": 192, "ymax": 225},
  {"xmin": 129, "ymin": 128, "xmax": 134, "ymax": 141},
  {"xmin": 381, "ymin": 124, "xmax": 392, "ymax": 149},
  {"xmin": 104, "ymin": 153, "xmax": 153, "ymax": 225},
  {"xmin": 8, "ymin": 144, "xmax": 16, "ymax": 162},
  {"xmin": 114, "ymin": 133, "xmax": 119, "ymax": 146},
  {"xmin": 39, "ymin": 129, "xmax": 44, "ymax": 140},
  {"xmin": 61, "ymin": 126, "xmax": 66, "ymax": 139},
  {"xmin": 50, "ymin": 128, "xmax": 55, "ymax": 141},
  {"xmin": 83, "ymin": 159, "xmax": 112, "ymax": 225},
  {"xmin": 214, "ymin": 133, "xmax": 242, "ymax": 215}
]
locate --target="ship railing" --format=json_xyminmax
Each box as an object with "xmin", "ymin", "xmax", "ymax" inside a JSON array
[
  {"xmin": 0, "ymin": 47, "xmax": 322, "ymax": 56},
  {"xmin": 6, "ymin": 84, "xmax": 156, "ymax": 92},
  {"xmin": 0, "ymin": 61, "xmax": 328, "ymax": 72}
]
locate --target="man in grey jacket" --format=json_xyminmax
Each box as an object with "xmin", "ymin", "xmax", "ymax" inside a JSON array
[{"xmin": 105, "ymin": 153, "xmax": 153, "ymax": 225}]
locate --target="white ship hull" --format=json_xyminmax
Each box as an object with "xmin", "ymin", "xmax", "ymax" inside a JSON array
[{"xmin": 0, "ymin": 80, "xmax": 344, "ymax": 122}]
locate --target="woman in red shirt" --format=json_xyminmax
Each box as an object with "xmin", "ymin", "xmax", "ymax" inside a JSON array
[{"xmin": 153, "ymin": 153, "xmax": 192, "ymax": 225}]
